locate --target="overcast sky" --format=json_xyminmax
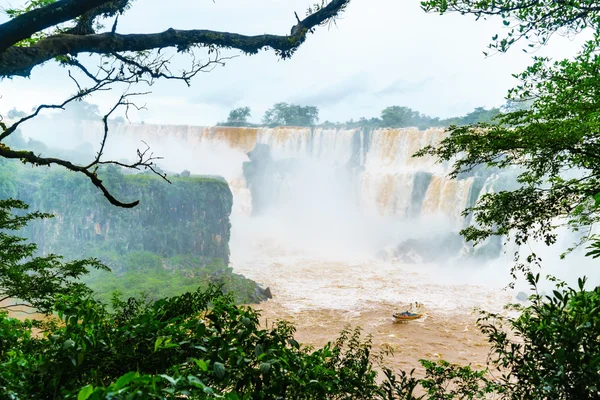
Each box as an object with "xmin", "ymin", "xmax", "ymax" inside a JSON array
[{"xmin": 0, "ymin": 0, "xmax": 588, "ymax": 125}]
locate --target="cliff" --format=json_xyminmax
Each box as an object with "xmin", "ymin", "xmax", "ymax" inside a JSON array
[
  {"xmin": 2, "ymin": 164, "xmax": 232, "ymax": 265},
  {"xmin": 0, "ymin": 159, "xmax": 273, "ymax": 303}
]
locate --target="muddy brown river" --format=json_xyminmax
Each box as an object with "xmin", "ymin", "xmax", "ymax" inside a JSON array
[{"xmin": 233, "ymin": 248, "xmax": 515, "ymax": 373}]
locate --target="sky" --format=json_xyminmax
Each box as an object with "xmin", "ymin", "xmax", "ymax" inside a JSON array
[{"xmin": 0, "ymin": 0, "xmax": 589, "ymax": 126}]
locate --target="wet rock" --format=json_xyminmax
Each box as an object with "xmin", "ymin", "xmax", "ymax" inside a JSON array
[
  {"xmin": 392, "ymin": 233, "xmax": 463, "ymax": 263},
  {"xmin": 264, "ymin": 287, "xmax": 273, "ymax": 299},
  {"xmin": 516, "ymin": 292, "xmax": 528, "ymax": 301},
  {"xmin": 248, "ymin": 286, "xmax": 273, "ymax": 303},
  {"xmin": 243, "ymin": 143, "xmax": 298, "ymax": 215}
]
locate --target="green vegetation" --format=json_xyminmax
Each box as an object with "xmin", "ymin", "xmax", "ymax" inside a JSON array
[
  {"xmin": 417, "ymin": 0, "xmax": 600, "ymax": 261},
  {"xmin": 0, "ymin": 160, "xmax": 233, "ymax": 264},
  {"xmin": 413, "ymin": 1, "xmax": 600, "ymax": 394},
  {"xmin": 0, "ymin": 243, "xmax": 597, "ymax": 399},
  {"xmin": 83, "ymin": 253, "xmax": 266, "ymax": 305},
  {"xmin": 220, "ymin": 107, "xmax": 252, "ymax": 127},
  {"xmin": 1, "ymin": 192, "xmax": 598, "ymax": 398},
  {"xmin": 1, "ymin": 0, "xmax": 600, "ymax": 398},
  {"xmin": 479, "ymin": 274, "xmax": 600, "ymax": 399},
  {"xmin": 262, "ymin": 103, "xmax": 320, "ymax": 127},
  {"xmin": 324, "ymin": 105, "xmax": 502, "ymax": 129},
  {"xmin": 0, "ymin": 198, "xmax": 106, "ymax": 314},
  {"xmin": 220, "ymin": 103, "xmax": 502, "ymax": 128}
]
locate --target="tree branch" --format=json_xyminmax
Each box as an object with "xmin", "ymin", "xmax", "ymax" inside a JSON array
[
  {"xmin": 0, "ymin": 144, "xmax": 138, "ymax": 208},
  {"xmin": 0, "ymin": 87, "xmax": 167, "ymax": 208},
  {"xmin": 0, "ymin": 0, "xmax": 351, "ymax": 78},
  {"xmin": 0, "ymin": 0, "xmax": 114, "ymax": 52}
]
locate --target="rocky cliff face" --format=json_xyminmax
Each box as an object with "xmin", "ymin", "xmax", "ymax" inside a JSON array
[{"xmin": 2, "ymin": 164, "xmax": 233, "ymax": 265}]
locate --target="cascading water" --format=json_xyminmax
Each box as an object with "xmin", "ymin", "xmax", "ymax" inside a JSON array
[
  {"xmin": 25, "ymin": 120, "xmax": 503, "ymax": 266},
  {"xmin": 78, "ymin": 124, "xmax": 479, "ymax": 229}
]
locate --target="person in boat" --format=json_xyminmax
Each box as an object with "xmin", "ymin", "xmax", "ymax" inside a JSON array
[
  {"xmin": 395, "ymin": 311, "xmax": 420, "ymax": 317},
  {"xmin": 393, "ymin": 303, "xmax": 423, "ymax": 318}
]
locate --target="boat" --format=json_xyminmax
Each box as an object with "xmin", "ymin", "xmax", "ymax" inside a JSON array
[{"xmin": 393, "ymin": 312, "xmax": 423, "ymax": 321}]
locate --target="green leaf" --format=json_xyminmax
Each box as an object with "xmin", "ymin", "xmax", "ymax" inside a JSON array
[
  {"xmin": 213, "ymin": 362, "xmax": 226, "ymax": 379},
  {"xmin": 77, "ymin": 385, "xmax": 94, "ymax": 400},
  {"xmin": 195, "ymin": 359, "xmax": 209, "ymax": 372},
  {"xmin": 159, "ymin": 374, "xmax": 179, "ymax": 386},
  {"xmin": 62, "ymin": 339, "xmax": 75, "ymax": 350},
  {"xmin": 187, "ymin": 375, "xmax": 206, "ymax": 389},
  {"xmin": 114, "ymin": 372, "xmax": 138, "ymax": 390},
  {"xmin": 254, "ymin": 344, "xmax": 264, "ymax": 357},
  {"xmin": 259, "ymin": 362, "xmax": 271, "ymax": 374},
  {"xmin": 154, "ymin": 337, "xmax": 164, "ymax": 352}
]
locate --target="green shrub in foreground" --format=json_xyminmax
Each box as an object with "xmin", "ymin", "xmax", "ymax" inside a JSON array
[{"xmin": 2, "ymin": 274, "xmax": 598, "ymax": 399}]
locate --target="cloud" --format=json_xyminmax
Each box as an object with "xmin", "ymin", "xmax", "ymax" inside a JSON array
[
  {"xmin": 288, "ymin": 72, "xmax": 369, "ymax": 106},
  {"xmin": 374, "ymin": 77, "xmax": 433, "ymax": 97},
  {"xmin": 190, "ymin": 87, "xmax": 245, "ymax": 108}
]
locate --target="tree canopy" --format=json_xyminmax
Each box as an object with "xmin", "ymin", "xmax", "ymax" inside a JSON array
[
  {"xmin": 418, "ymin": 0, "xmax": 600, "ymax": 260},
  {"xmin": 225, "ymin": 107, "xmax": 252, "ymax": 126},
  {"xmin": 421, "ymin": 0, "xmax": 600, "ymax": 53},
  {"xmin": 0, "ymin": 0, "xmax": 350, "ymax": 208},
  {"xmin": 262, "ymin": 102, "xmax": 320, "ymax": 126}
]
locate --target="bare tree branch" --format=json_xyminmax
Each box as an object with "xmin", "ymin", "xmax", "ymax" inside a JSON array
[
  {"xmin": 0, "ymin": 66, "xmax": 171, "ymax": 207},
  {"xmin": 111, "ymin": 49, "xmax": 236, "ymax": 86}
]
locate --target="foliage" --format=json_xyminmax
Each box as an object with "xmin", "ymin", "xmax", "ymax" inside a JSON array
[
  {"xmin": 0, "ymin": 162, "xmax": 234, "ymax": 264},
  {"xmin": 421, "ymin": 0, "xmax": 600, "ymax": 54},
  {"xmin": 380, "ymin": 106, "xmax": 430, "ymax": 129},
  {"xmin": 83, "ymin": 253, "xmax": 267, "ymax": 305},
  {"xmin": 478, "ymin": 274, "xmax": 600, "ymax": 399},
  {"xmin": 0, "ymin": 286, "xmax": 382, "ymax": 399},
  {"xmin": 222, "ymin": 107, "xmax": 252, "ymax": 127},
  {"xmin": 0, "ymin": 161, "xmax": 271, "ymax": 305},
  {"xmin": 5, "ymin": 0, "xmax": 58, "ymax": 19},
  {"xmin": 0, "ymin": 280, "xmax": 500, "ymax": 399},
  {"xmin": 0, "ymin": 198, "xmax": 107, "ymax": 314},
  {"xmin": 416, "ymin": 1, "xmax": 600, "ymax": 257},
  {"xmin": 318, "ymin": 105, "xmax": 502, "ymax": 130},
  {"xmin": 1, "ymin": 263, "xmax": 599, "ymax": 399},
  {"xmin": 262, "ymin": 103, "xmax": 320, "ymax": 127},
  {"xmin": 443, "ymin": 106, "xmax": 501, "ymax": 126},
  {"xmin": 213, "ymin": 103, "xmax": 504, "ymax": 129}
]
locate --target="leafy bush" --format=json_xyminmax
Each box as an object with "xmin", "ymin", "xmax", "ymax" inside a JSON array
[
  {"xmin": 0, "ymin": 286, "xmax": 382, "ymax": 399},
  {"xmin": 479, "ymin": 274, "xmax": 600, "ymax": 399},
  {"xmin": 1, "ymin": 274, "xmax": 599, "ymax": 399},
  {"xmin": 83, "ymin": 253, "xmax": 266, "ymax": 305},
  {"xmin": 0, "ymin": 198, "xmax": 107, "ymax": 314}
]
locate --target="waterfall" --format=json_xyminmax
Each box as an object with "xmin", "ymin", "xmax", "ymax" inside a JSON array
[{"xmin": 60, "ymin": 122, "xmax": 498, "ymax": 257}]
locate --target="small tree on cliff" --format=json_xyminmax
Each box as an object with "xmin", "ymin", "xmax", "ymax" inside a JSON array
[
  {"xmin": 380, "ymin": 106, "xmax": 421, "ymax": 127},
  {"xmin": 0, "ymin": 0, "xmax": 350, "ymax": 208},
  {"xmin": 225, "ymin": 107, "xmax": 252, "ymax": 126},
  {"xmin": 262, "ymin": 102, "xmax": 320, "ymax": 126}
]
